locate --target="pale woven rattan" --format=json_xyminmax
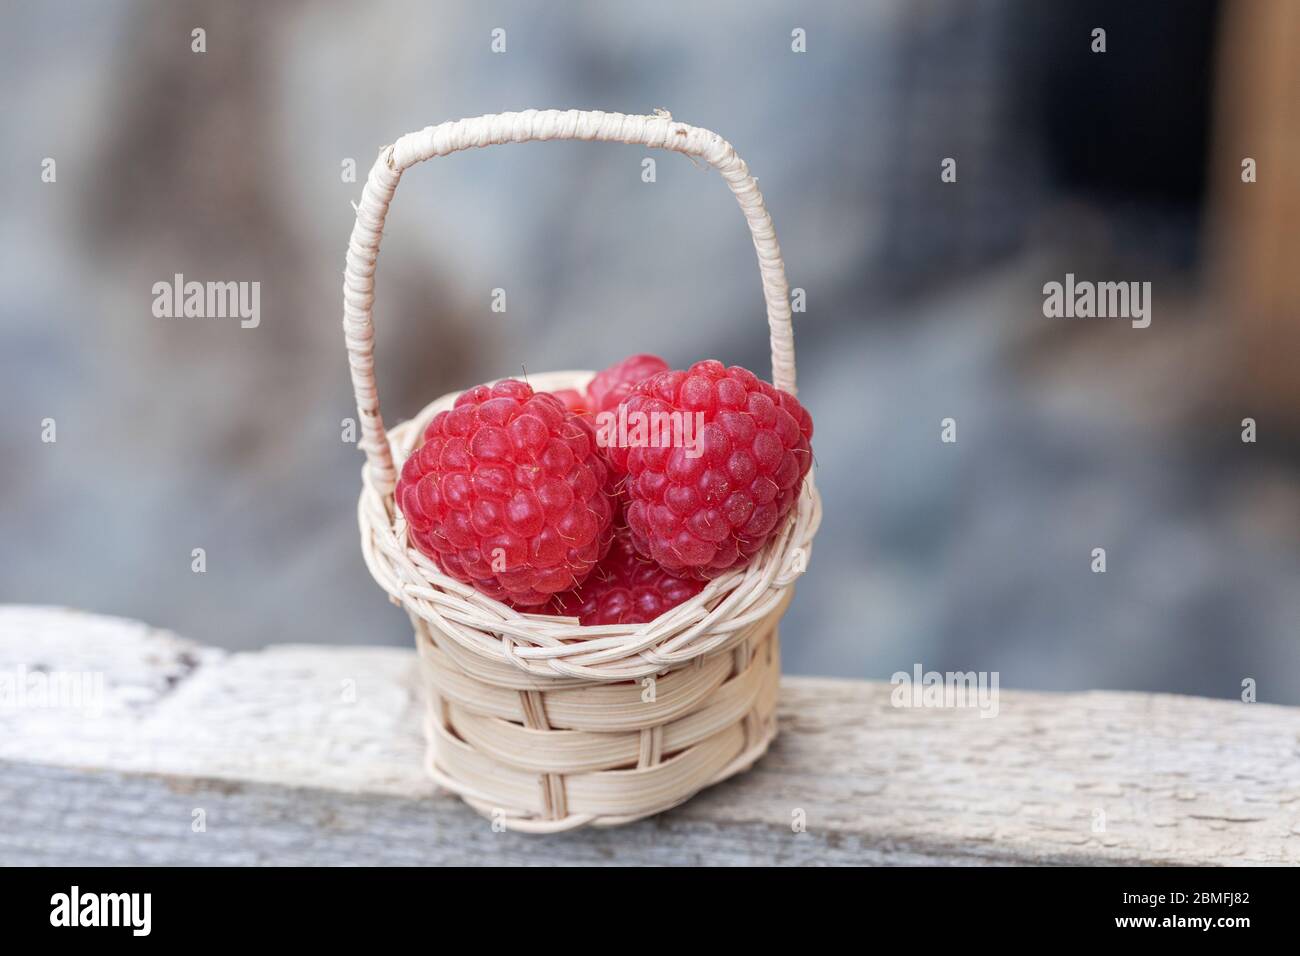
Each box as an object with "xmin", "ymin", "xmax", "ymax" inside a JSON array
[{"xmin": 344, "ymin": 110, "xmax": 822, "ymax": 832}]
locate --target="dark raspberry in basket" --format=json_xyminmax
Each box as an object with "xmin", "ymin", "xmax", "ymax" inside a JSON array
[
  {"xmin": 547, "ymin": 529, "xmax": 704, "ymax": 625},
  {"xmin": 396, "ymin": 379, "xmax": 615, "ymax": 606},
  {"xmin": 605, "ymin": 360, "xmax": 813, "ymax": 580},
  {"xmin": 586, "ymin": 353, "xmax": 670, "ymax": 415}
]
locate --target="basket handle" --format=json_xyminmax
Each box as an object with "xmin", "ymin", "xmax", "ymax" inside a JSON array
[{"xmin": 343, "ymin": 109, "xmax": 796, "ymax": 497}]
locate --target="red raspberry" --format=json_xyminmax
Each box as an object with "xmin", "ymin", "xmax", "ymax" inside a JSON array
[
  {"xmin": 586, "ymin": 353, "xmax": 670, "ymax": 415},
  {"xmin": 547, "ymin": 530, "xmax": 704, "ymax": 625},
  {"xmin": 550, "ymin": 388, "xmax": 589, "ymax": 417},
  {"xmin": 607, "ymin": 360, "xmax": 813, "ymax": 579},
  {"xmin": 395, "ymin": 379, "xmax": 615, "ymax": 607}
]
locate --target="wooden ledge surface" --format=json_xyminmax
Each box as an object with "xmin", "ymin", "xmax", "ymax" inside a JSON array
[{"xmin": 1, "ymin": 606, "xmax": 1297, "ymax": 866}]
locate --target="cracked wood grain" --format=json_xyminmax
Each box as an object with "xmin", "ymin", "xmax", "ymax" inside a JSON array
[{"xmin": 1, "ymin": 606, "xmax": 1297, "ymax": 865}]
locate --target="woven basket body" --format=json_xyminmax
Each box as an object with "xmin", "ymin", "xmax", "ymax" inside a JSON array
[{"xmin": 344, "ymin": 111, "xmax": 821, "ymax": 831}]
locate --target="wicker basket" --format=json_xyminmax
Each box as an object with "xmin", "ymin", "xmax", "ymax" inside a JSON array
[{"xmin": 343, "ymin": 109, "xmax": 822, "ymax": 832}]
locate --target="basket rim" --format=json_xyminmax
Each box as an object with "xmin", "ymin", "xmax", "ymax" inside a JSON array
[{"xmin": 358, "ymin": 370, "xmax": 821, "ymax": 683}]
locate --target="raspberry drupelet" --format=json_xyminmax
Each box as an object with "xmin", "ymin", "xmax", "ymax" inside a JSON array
[{"xmin": 396, "ymin": 379, "xmax": 614, "ymax": 606}]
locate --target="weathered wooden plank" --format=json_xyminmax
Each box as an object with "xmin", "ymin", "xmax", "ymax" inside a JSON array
[{"xmin": 2, "ymin": 606, "xmax": 1297, "ymax": 865}]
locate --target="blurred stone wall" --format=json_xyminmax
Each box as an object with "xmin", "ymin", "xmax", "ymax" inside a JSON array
[{"xmin": 4, "ymin": 0, "xmax": 1299, "ymax": 703}]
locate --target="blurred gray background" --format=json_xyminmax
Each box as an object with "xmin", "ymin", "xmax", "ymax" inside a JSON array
[{"xmin": 4, "ymin": 0, "xmax": 1299, "ymax": 702}]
